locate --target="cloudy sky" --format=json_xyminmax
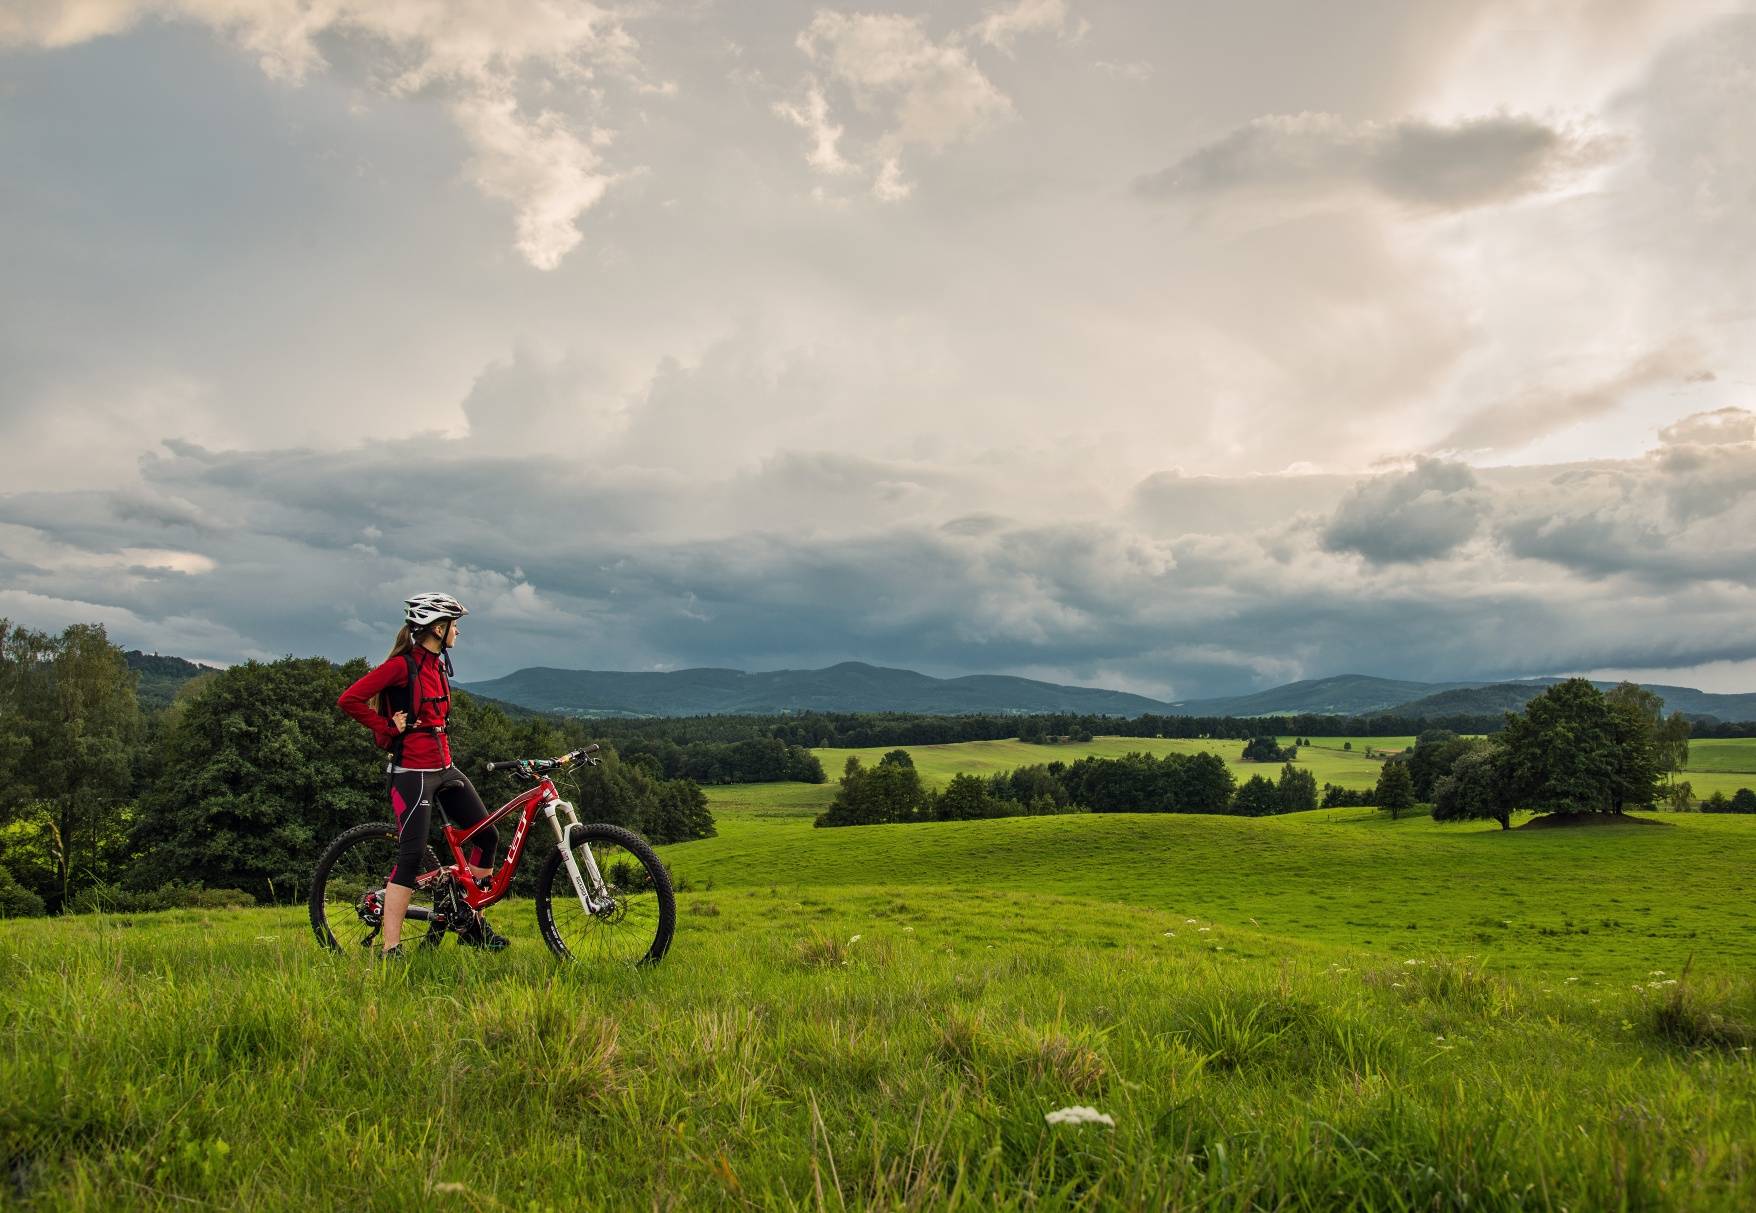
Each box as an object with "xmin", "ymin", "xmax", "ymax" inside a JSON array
[{"xmin": 3, "ymin": 0, "xmax": 1755, "ymax": 699}]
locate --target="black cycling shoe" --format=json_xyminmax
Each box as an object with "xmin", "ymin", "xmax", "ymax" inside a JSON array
[
  {"xmin": 379, "ymin": 944, "xmax": 406, "ymax": 963},
  {"xmin": 455, "ymin": 914, "xmax": 509, "ymax": 952}
]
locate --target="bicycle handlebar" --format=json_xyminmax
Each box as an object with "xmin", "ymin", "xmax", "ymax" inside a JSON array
[{"xmin": 486, "ymin": 743, "xmax": 601, "ymax": 776}]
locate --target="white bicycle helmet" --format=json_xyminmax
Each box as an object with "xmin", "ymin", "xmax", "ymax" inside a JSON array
[{"xmin": 404, "ymin": 592, "xmax": 469, "ymax": 629}]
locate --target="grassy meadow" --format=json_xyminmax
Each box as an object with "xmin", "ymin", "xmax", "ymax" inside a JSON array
[
  {"xmin": 5, "ymin": 737, "xmax": 1756, "ymax": 1210},
  {"xmin": 809, "ymin": 735, "xmax": 1394, "ymax": 805}
]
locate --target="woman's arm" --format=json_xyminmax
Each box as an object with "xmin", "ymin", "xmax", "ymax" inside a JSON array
[{"xmin": 337, "ymin": 658, "xmax": 407, "ymax": 749}]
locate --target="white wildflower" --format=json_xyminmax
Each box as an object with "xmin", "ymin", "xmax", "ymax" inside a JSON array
[
  {"xmin": 1564, "ymin": 977, "xmax": 1579, "ymax": 983},
  {"xmin": 1650, "ymin": 970, "xmax": 1666, "ymax": 977},
  {"xmin": 1045, "ymin": 1106, "xmax": 1114, "ymax": 1128},
  {"xmin": 1391, "ymin": 982, "xmax": 1404, "ymax": 989},
  {"xmin": 848, "ymin": 934, "xmax": 861, "ymax": 945},
  {"xmin": 1198, "ymin": 927, "xmax": 1211, "ymax": 933},
  {"xmin": 1185, "ymin": 918, "xmax": 1198, "ymax": 924},
  {"xmin": 902, "ymin": 926, "xmax": 914, "ymax": 932},
  {"xmin": 1162, "ymin": 931, "xmax": 1175, "ymax": 937},
  {"xmin": 1403, "ymin": 959, "xmax": 1422, "ymax": 966}
]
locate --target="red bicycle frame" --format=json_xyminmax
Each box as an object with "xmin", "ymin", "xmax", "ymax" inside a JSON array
[{"xmin": 419, "ymin": 775, "xmax": 565, "ymax": 911}]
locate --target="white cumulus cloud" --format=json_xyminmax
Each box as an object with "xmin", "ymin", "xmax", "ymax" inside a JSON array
[
  {"xmin": 782, "ymin": 9, "xmax": 1031, "ymax": 200},
  {"xmin": 1, "ymin": 0, "xmax": 644, "ymax": 269}
]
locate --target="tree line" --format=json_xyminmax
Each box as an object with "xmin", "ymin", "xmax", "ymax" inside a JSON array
[
  {"xmin": 812, "ymin": 678, "xmax": 1739, "ymax": 830},
  {"xmin": 0, "ymin": 621, "xmax": 717, "ymax": 915},
  {"xmin": 813, "ymin": 748, "xmax": 1325, "ymax": 827}
]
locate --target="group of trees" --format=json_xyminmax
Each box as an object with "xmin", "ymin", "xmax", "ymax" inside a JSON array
[
  {"xmin": 612, "ymin": 736, "xmax": 824, "ymax": 785},
  {"xmin": 0, "ymin": 621, "xmax": 717, "ymax": 912},
  {"xmin": 814, "ymin": 749, "xmax": 1325, "ymax": 828},
  {"xmin": 584, "ymin": 707, "xmax": 1521, "ymax": 754},
  {"xmin": 763, "ymin": 709, "xmax": 1509, "ymax": 750},
  {"xmin": 1367, "ymin": 679, "xmax": 1694, "ymax": 829},
  {"xmin": 1240, "ymin": 736, "xmax": 1298, "ymax": 763},
  {"xmin": 0, "ymin": 623, "xmax": 142, "ymax": 912},
  {"xmin": 1702, "ymin": 788, "xmax": 1756, "ymax": 813}
]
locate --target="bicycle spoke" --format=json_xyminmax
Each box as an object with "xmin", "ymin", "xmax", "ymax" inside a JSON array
[
  {"xmin": 311, "ymin": 824, "xmax": 443, "ymax": 958},
  {"xmin": 540, "ymin": 835, "xmax": 671, "ymax": 964}
]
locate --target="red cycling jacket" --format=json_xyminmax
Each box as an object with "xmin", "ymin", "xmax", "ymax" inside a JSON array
[{"xmin": 337, "ymin": 645, "xmax": 453, "ymax": 768}]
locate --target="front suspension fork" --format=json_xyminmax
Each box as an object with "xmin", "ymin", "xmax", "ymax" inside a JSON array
[{"xmin": 543, "ymin": 800, "xmax": 615, "ymax": 914}]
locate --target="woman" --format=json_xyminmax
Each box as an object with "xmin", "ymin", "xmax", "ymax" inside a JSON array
[{"xmin": 337, "ymin": 592, "xmax": 508, "ymax": 957}]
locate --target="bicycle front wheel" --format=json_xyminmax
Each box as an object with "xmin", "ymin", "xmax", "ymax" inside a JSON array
[
  {"xmin": 309, "ymin": 821, "xmax": 445, "ymax": 955},
  {"xmin": 534, "ymin": 823, "xmax": 675, "ymax": 964}
]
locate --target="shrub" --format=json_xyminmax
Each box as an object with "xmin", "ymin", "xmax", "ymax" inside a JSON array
[
  {"xmin": 1321, "ymin": 783, "xmax": 1373, "ymax": 808},
  {"xmin": 932, "ymin": 773, "xmax": 1006, "ymax": 821},
  {"xmin": 0, "ymin": 864, "xmax": 46, "ymax": 918},
  {"xmin": 67, "ymin": 881, "xmax": 256, "ymax": 914},
  {"xmin": 1699, "ymin": 788, "xmax": 1755, "ymax": 814},
  {"xmin": 1232, "ymin": 774, "xmax": 1280, "ymax": 817}
]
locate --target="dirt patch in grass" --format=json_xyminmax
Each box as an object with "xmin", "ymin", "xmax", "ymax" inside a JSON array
[{"xmin": 1516, "ymin": 812, "xmax": 1672, "ymax": 830}]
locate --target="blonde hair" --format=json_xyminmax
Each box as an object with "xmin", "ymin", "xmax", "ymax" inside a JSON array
[{"xmin": 369, "ymin": 625, "xmax": 416, "ymax": 718}]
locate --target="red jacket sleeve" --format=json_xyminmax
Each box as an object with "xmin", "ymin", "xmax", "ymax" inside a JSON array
[{"xmin": 337, "ymin": 657, "xmax": 406, "ymax": 750}]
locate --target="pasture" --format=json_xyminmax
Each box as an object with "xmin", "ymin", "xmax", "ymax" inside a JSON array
[
  {"xmin": 814, "ymin": 735, "xmax": 1392, "ymax": 796},
  {"xmin": 5, "ymin": 742, "xmax": 1756, "ymax": 1210},
  {"xmin": 1682, "ymin": 737, "xmax": 1756, "ymax": 774}
]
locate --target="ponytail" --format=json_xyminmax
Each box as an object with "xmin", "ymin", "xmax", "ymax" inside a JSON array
[{"xmin": 368, "ymin": 625, "xmax": 416, "ymax": 717}]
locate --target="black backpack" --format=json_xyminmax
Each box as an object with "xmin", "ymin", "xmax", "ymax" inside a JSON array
[{"xmin": 382, "ymin": 648, "xmax": 450, "ymax": 764}]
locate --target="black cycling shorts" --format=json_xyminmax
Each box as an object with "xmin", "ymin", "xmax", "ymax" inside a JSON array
[{"xmin": 386, "ymin": 765, "xmax": 495, "ymax": 889}]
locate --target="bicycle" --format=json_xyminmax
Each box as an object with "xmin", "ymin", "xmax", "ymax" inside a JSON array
[{"xmin": 308, "ymin": 744, "xmax": 675, "ymax": 964}]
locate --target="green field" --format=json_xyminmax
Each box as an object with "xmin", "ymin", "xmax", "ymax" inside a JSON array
[
  {"xmin": 821, "ymin": 737, "xmax": 1397, "ymax": 791},
  {"xmin": 6, "ymin": 742, "xmax": 1756, "ymax": 1209},
  {"xmin": 1683, "ymin": 738, "xmax": 1756, "ymax": 774}
]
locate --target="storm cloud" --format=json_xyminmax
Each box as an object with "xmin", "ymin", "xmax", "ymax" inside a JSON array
[
  {"xmin": 4, "ymin": 412, "xmax": 1756, "ymax": 698},
  {"xmin": 1135, "ymin": 111, "xmax": 1617, "ymax": 213},
  {"xmin": 3, "ymin": 1, "xmax": 1755, "ymax": 697},
  {"xmin": 1322, "ymin": 460, "xmax": 1486, "ymax": 564}
]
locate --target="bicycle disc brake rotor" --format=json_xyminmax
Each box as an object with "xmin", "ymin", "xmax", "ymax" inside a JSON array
[{"xmin": 592, "ymin": 891, "xmax": 629, "ymax": 924}]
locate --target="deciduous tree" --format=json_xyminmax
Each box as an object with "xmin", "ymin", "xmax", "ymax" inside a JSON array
[{"xmin": 1374, "ymin": 760, "xmax": 1416, "ymax": 820}]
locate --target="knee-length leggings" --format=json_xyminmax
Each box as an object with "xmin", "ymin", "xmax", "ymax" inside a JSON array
[{"xmin": 387, "ymin": 765, "xmax": 496, "ymax": 888}]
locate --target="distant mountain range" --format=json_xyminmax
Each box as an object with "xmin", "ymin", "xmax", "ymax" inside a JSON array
[
  {"xmin": 462, "ymin": 662, "xmax": 1756, "ymax": 722},
  {"xmin": 461, "ymin": 662, "xmax": 1174, "ymax": 718}
]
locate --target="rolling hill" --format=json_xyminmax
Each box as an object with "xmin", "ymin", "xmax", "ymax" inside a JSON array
[
  {"xmin": 463, "ymin": 661, "xmax": 1756, "ymax": 721},
  {"xmin": 123, "ymin": 650, "xmax": 218, "ymax": 709},
  {"xmin": 1161, "ymin": 674, "xmax": 1492, "ymax": 717},
  {"xmin": 1397, "ymin": 679, "xmax": 1756, "ymax": 722},
  {"xmin": 461, "ymin": 660, "xmax": 1175, "ymax": 717}
]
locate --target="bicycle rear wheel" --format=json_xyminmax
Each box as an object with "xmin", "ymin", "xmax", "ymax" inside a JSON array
[
  {"xmin": 534, "ymin": 823, "xmax": 675, "ymax": 964},
  {"xmin": 309, "ymin": 821, "xmax": 445, "ymax": 955}
]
